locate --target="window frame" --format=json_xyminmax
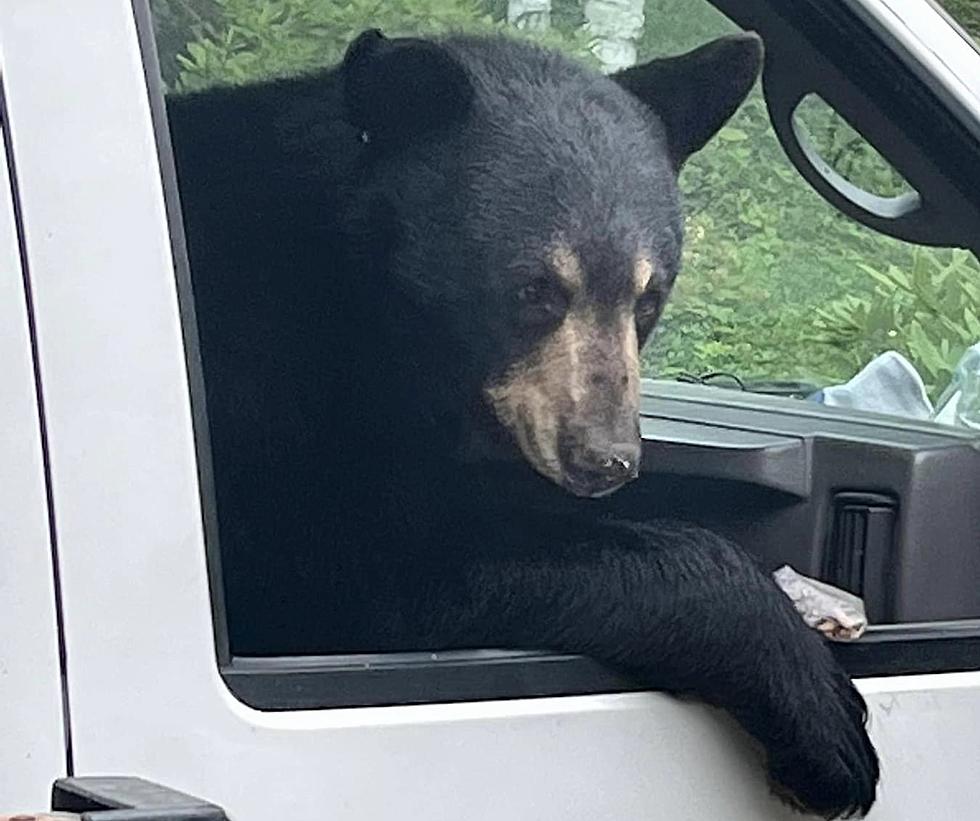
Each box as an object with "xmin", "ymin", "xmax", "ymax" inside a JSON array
[
  {"xmin": 132, "ymin": 0, "xmax": 980, "ymax": 712},
  {"xmin": 928, "ymin": 0, "xmax": 980, "ymax": 58}
]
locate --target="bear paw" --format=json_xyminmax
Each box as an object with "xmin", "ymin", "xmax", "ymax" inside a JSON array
[{"xmin": 765, "ymin": 666, "xmax": 879, "ymax": 819}]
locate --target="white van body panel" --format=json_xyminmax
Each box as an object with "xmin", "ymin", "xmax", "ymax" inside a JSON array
[
  {"xmin": 1, "ymin": 1, "xmax": 979, "ymax": 818},
  {"xmin": 0, "ymin": 121, "xmax": 66, "ymax": 808}
]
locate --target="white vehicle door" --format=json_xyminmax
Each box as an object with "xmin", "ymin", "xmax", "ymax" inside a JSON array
[
  {"xmin": 0, "ymin": 89, "xmax": 67, "ymax": 808},
  {"xmin": 2, "ymin": 1, "xmax": 979, "ymax": 819}
]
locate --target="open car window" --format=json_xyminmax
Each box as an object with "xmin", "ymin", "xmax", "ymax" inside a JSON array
[{"xmin": 137, "ymin": 0, "xmax": 980, "ymax": 710}]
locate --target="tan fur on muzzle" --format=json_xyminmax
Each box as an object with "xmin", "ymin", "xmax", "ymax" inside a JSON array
[{"xmin": 484, "ymin": 308, "xmax": 640, "ymax": 492}]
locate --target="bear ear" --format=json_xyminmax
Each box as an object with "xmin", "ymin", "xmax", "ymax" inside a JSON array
[
  {"xmin": 612, "ymin": 33, "xmax": 763, "ymax": 167},
  {"xmin": 342, "ymin": 29, "xmax": 474, "ymax": 147}
]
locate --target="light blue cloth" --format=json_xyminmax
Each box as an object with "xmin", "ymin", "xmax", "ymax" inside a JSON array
[
  {"xmin": 811, "ymin": 351, "xmax": 933, "ymax": 420},
  {"xmin": 810, "ymin": 345, "xmax": 980, "ymax": 430},
  {"xmin": 933, "ymin": 343, "xmax": 980, "ymax": 430}
]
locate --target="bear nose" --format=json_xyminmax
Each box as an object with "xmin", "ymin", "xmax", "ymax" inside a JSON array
[
  {"xmin": 594, "ymin": 442, "xmax": 641, "ymax": 482},
  {"xmin": 597, "ymin": 445, "xmax": 640, "ymax": 481},
  {"xmin": 566, "ymin": 441, "xmax": 641, "ymax": 497}
]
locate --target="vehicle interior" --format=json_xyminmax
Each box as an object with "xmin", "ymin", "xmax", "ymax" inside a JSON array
[{"xmin": 141, "ymin": 0, "xmax": 980, "ymax": 709}]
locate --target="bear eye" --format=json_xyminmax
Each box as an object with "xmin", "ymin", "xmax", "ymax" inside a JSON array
[
  {"xmin": 517, "ymin": 277, "xmax": 567, "ymax": 322},
  {"xmin": 635, "ymin": 292, "xmax": 662, "ymax": 321}
]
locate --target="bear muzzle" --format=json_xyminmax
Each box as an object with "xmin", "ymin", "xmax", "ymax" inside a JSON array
[{"xmin": 559, "ymin": 438, "xmax": 642, "ymax": 498}]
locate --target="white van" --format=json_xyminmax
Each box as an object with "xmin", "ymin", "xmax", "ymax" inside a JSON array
[{"xmin": 2, "ymin": 1, "xmax": 979, "ymax": 818}]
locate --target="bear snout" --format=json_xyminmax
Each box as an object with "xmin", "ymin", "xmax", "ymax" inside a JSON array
[{"xmin": 558, "ymin": 433, "xmax": 642, "ymax": 498}]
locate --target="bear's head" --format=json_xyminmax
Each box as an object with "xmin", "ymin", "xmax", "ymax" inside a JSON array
[{"xmin": 340, "ymin": 29, "xmax": 762, "ymax": 498}]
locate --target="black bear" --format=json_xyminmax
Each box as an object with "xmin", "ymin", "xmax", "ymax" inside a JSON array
[{"xmin": 166, "ymin": 29, "xmax": 879, "ymax": 818}]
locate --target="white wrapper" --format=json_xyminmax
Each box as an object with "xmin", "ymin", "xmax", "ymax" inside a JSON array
[{"xmin": 773, "ymin": 565, "xmax": 868, "ymax": 641}]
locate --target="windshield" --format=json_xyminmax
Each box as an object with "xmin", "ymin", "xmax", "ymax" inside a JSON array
[{"xmin": 150, "ymin": 0, "xmax": 980, "ymax": 432}]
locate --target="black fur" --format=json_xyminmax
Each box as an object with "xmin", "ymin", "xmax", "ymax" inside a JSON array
[{"xmin": 166, "ymin": 31, "xmax": 878, "ymax": 818}]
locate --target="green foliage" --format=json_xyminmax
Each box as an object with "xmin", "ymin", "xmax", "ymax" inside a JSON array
[
  {"xmin": 151, "ymin": 0, "xmax": 596, "ymax": 92},
  {"xmin": 149, "ymin": 0, "xmax": 224, "ymax": 88},
  {"xmin": 150, "ymin": 0, "xmax": 980, "ymax": 402},
  {"xmin": 812, "ymin": 249, "xmax": 980, "ymax": 397}
]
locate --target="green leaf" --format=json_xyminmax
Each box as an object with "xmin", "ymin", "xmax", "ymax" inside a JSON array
[
  {"xmin": 963, "ymin": 306, "xmax": 980, "ymax": 338},
  {"xmin": 717, "ymin": 127, "xmax": 748, "ymax": 142}
]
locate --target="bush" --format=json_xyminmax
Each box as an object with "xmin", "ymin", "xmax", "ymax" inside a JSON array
[
  {"xmin": 813, "ymin": 249, "xmax": 980, "ymax": 398},
  {"xmin": 152, "ymin": 0, "xmax": 596, "ymax": 92}
]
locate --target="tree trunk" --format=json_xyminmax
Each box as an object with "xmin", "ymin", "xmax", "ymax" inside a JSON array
[
  {"xmin": 584, "ymin": 0, "xmax": 645, "ymax": 73},
  {"xmin": 507, "ymin": 0, "xmax": 552, "ymax": 31}
]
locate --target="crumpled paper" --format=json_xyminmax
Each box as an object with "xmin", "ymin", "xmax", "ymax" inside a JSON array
[{"xmin": 773, "ymin": 565, "xmax": 868, "ymax": 641}]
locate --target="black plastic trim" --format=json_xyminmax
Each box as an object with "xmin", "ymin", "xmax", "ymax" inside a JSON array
[
  {"xmin": 226, "ymin": 621, "xmax": 980, "ymax": 711},
  {"xmin": 639, "ymin": 417, "xmax": 809, "ymax": 498},
  {"xmin": 832, "ymin": 621, "xmax": 980, "ymax": 677},
  {"xmin": 225, "ymin": 651, "xmax": 641, "ymax": 711},
  {"xmin": 52, "ymin": 777, "xmax": 226, "ymax": 821},
  {"xmin": 824, "ymin": 491, "xmax": 898, "ymax": 621},
  {"xmin": 714, "ymin": 0, "xmax": 980, "ymax": 250}
]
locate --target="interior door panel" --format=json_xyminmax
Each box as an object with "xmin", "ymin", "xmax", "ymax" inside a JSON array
[{"xmin": 626, "ymin": 380, "xmax": 980, "ymax": 624}]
